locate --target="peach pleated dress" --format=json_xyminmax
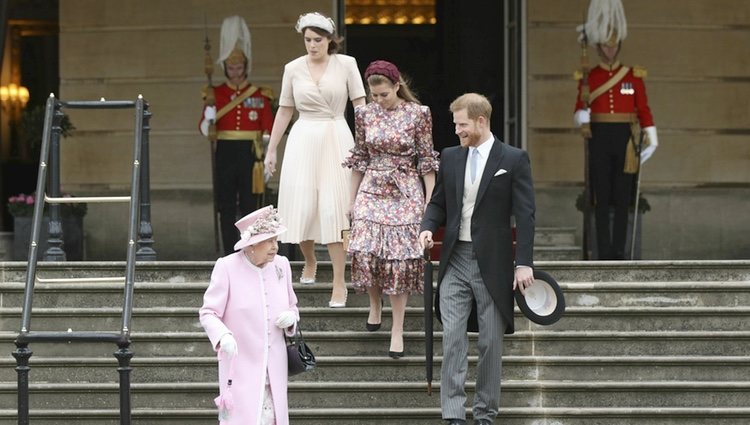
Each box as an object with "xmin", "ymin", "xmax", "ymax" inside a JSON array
[{"xmin": 276, "ymin": 53, "xmax": 366, "ymax": 244}]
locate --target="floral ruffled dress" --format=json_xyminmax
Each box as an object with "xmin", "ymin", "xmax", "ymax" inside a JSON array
[{"xmin": 343, "ymin": 101, "xmax": 439, "ymax": 295}]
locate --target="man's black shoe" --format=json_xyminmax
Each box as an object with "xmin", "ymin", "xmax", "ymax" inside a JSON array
[{"xmin": 446, "ymin": 420, "xmax": 466, "ymax": 425}]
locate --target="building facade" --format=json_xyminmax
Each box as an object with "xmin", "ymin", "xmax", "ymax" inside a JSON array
[{"xmin": 35, "ymin": 0, "xmax": 749, "ymax": 259}]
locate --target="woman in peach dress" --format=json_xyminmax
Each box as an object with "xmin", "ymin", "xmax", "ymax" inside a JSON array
[{"xmin": 265, "ymin": 12, "xmax": 366, "ymax": 308}]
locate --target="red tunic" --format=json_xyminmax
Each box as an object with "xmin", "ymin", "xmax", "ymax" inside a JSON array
[
  {"xmin": 575, "ymin": 62, "xmax": 654, "ymax": 127},
  {"xmin": 204, "ymin": 81, "xmax": 274, "ymax": 140}
]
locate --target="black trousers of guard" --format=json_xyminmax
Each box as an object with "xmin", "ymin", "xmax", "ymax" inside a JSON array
[
  {"xmin": 588, "ymin": 122, "xmax": 633, "ymax": 260},
  {"xmin": 216, "ymin": 139, "xmax": 256, "ymax": 255}
]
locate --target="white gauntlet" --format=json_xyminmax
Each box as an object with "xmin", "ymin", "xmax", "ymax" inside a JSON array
[
  {"xmin": 200, "ymin": 106, "xmax": 217, "ymax": 137},
  {"xmin": 573, "ymin": 108, "xmax": 591, "ymax": 127},
  {"xmin": 641, "ymin": 126, "xmax": 658, "ymax": 163}
]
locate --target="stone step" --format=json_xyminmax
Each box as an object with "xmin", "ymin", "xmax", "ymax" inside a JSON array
[
  {"xmin": 3, "ymin": 305, "xmax": 749, "ymax": 333},
  {"xmin": 2, "ymin": 260, "xmax": 750, "ymax": 284},
  {"xmin": 562, "ymin": 281, "xmax": 750, "ymax": 307},
  {"xmin": 535, "ymin": 246, "xmax": 581, "ymax": 261},
  {"xmin": 2, "ymin": 260, "xmax": 749, "ymax": 424},
  {"xmin": 2, "ymin": 380, "xmax": 749, "ymax": 410},
  {"xmin": 1, "ymin": 407, "xmax": 750, "ymax": 425},
  {"xmin": 312, "ymin": 227, "xmax": 577, "ymax": 260},
  {"xmin": 3, "ymin": 281, "xmax": 750, "ymax": 310},
  {"xmin": 9, "ymin": 329, "xmax": 750, "ymax": 359},
  {"xmin": 5, "ymin": 330, "xmax": 750, "ymax": 358},
  {"xmin": 535, "ymin": 226, "xmax": 576, "ymax": 246},
  {"xmin": 2, "ymin": 355, "xmax": 750, "ymax": 384},
  {"xmin": 0, "ymin": 282, "xmax": 206, "ymax": 309}
]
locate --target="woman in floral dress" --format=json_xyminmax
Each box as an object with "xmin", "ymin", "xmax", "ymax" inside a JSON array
[{"xmin": 344, "ymin": 60, "xmax": 438, "ymax": 357}]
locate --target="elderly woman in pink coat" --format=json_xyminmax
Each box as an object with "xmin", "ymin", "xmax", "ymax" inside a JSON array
[{"xmin": 200, "ymin": 205, "xmax": 299, "ymax": 425}]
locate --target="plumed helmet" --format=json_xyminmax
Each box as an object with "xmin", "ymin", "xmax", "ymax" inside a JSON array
[
  {"xmin": 577, "ymin": 0, "xmax": 627, "ymax": 47},
  {"xmin": 218, "ymin": 15, "xmax": 252, "ymax": 72}
]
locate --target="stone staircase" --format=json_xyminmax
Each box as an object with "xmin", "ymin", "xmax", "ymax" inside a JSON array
[
  {"xmin": 1, "ymin": 260, "xmax": 749, "ymax": 424},
  {"xmin": 315, "ymin": 226, "xmax": 582, "ymax": 261},
  {"xmin": 533, "ymin": 226, "xmax": 580, "ymax": 260}
]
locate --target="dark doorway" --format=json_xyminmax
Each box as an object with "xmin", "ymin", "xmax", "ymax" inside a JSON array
[
  {"xmin": 0, "ymin": 0, "xmax": 60, "ymax": 231},
  {"xmin": 345, "ymin": 0, "xmax": 505, "ymax": 152}
]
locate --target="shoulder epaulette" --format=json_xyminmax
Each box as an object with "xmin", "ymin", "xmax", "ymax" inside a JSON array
[
  {"xmin": 260, "ymin": 86, "xmax": 274, "ymax": 100},
  {"xmin": 633, "ymin": 65, "xmax": 647, "ymax": 79},
  {"xmin": 573, "ymin": 70, "xmax": 583, "ymax": 81}
]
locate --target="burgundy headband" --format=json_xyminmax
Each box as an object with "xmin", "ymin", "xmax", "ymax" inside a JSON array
[{"xmin": 364, "ymin": 60, "xmax": 401, "ymax": 84}]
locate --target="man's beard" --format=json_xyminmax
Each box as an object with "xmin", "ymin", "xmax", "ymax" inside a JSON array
[{"xmin": 459, "ymin": 131, "xmax": 481, "ymax": 148}]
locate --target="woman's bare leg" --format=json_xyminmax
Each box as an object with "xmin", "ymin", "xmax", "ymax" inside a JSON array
[
  {"xmin": 367, "ymin": 286, "xmax": 383, "ymax": 326},
  {"xmin": 327, "ymin": 242, "xmax": 348, "ymax": 304},
  {"xmin": 299, "ymin": 240, "xmax": 317, "ymax": 282},
  {"xmin": 388, "ymin": 293, "xmax": 408, "ymax": 353}
]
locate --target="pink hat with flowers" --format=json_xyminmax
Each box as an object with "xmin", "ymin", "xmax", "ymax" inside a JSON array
[{"xmin": 233, "ymin": 205, "xmax": 287, "ymax": 251}]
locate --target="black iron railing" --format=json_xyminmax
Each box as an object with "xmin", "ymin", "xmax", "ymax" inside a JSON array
[{"xmin": 13, "ymin": 94, "xmax": 154, "ymax": 425}]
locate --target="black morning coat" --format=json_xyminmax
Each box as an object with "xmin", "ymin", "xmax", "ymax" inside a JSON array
[{"xmin": 420, "ymin": 136, "xmax": 535, "ymax": 334}]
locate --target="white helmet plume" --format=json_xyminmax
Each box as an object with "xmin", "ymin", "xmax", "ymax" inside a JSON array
[
  {"xmin": 218, "ymin": 15, "xmax": 252, "ymax": 72},
  {"xmin": 576, "ymin": 0, "xmax": 628, "ymax": 46}
]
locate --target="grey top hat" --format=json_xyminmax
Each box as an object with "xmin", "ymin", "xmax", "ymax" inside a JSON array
[{"xmin": 514, "ymin": 269, "xmax": 565, "ymax": 326}]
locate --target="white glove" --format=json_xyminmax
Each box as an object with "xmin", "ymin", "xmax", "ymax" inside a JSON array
[
  {"xmin": 200, "ymin": 106, "xmax": 217, "ymax": 137},
  {"xmin": 275, "ymin": 310, "xmax": 297, "ymax": 329},
  {"xmin": 204, "ymin": 106, "xmax": 217, "ymax": 121},
  {"xmin": 574, "ymin": 108, "xmax": 591, "ymax": 127},
  {"xmin": 641, "ymin": 126, "xmax": 658, "ymax": 163},
  {"xmin": 219, "ymin": 333, "xmax": 238, "ymax": 357}
]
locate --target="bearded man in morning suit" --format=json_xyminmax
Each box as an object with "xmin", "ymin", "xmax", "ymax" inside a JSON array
[{"xmin": 419, "ymin": 93, "xmax": 536, "ymax": 425}]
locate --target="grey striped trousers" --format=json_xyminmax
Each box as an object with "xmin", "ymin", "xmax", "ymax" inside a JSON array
[{"xmin": 440, "ymin": 241, "xmax": 504, "ymax": 422}]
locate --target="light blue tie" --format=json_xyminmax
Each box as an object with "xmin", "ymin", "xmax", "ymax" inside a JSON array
[{"xmin": 470, "ymin": 148, "xmax": 479, "ymax": 183}]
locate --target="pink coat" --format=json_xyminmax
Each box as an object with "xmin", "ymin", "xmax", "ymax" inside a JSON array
[{"xmin": 200, "ymin": 252, "xmax": 299, "ymax": 425}]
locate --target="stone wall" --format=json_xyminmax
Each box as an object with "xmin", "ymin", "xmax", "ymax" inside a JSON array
[
  {"xmin": 58, "ymin": 0, "xmax": 334, "ymax": 259},
  {"xmin": 57, "ymin": 0, "xmax": 749, "ymax": 260},
  {"xmin": 527, "ymin": 0, "xmax": 750, "ymax": 184},
  {"xmin": 527, "ymin": 0, "xmax": 750, "ymax": 259}
]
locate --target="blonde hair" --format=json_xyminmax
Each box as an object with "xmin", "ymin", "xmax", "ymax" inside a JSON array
[{"xmin": 449, "ymin": 93, "xmax": 492, "ymax": 121}]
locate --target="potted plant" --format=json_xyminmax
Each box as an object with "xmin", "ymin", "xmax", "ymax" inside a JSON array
[
  {"xmin": 8, "ymin": 193, "xmax": 87, "ymax": 260},
  {"xmin": 20, "ymin": 104, "xmax": 75, "ymax": 161}
]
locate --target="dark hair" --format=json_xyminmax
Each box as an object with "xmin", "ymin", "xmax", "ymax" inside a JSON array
[
  {"xmin": 302, "ymin": 26, "xmax": 342, "ymax": 54},
  {"xmin": 366, "ymin": 74, "xmax": 421, "ymax": 105}
]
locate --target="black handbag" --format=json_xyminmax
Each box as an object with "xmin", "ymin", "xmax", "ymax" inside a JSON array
[{"xmin": 287, "ymin": 327, "xmax": 316, "ymax": 376}]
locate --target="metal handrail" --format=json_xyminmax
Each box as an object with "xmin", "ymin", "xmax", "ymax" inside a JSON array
[
  {"xmin": 13, "ymin": 93, "xmax": 150, "ymax": 425},
  {"xmin": 45, "ymin": 195, "xmax": 131, "ymax": 203},
  {"xmin": 62, "ymin": 100, "xmax": 136, "ymax": 109},
  {"xmin": 36, "ymin": 276, "xmax": 126, "ymax": 283}
]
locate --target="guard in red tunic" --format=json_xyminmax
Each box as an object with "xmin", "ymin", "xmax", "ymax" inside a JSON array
[
  {"xmin": 573, "ymin": 0, "xmax": 659, "ymax": 259},
  {"xmin": 200, "ymin": 16, "xmax": 274, "ymax": 255}
]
